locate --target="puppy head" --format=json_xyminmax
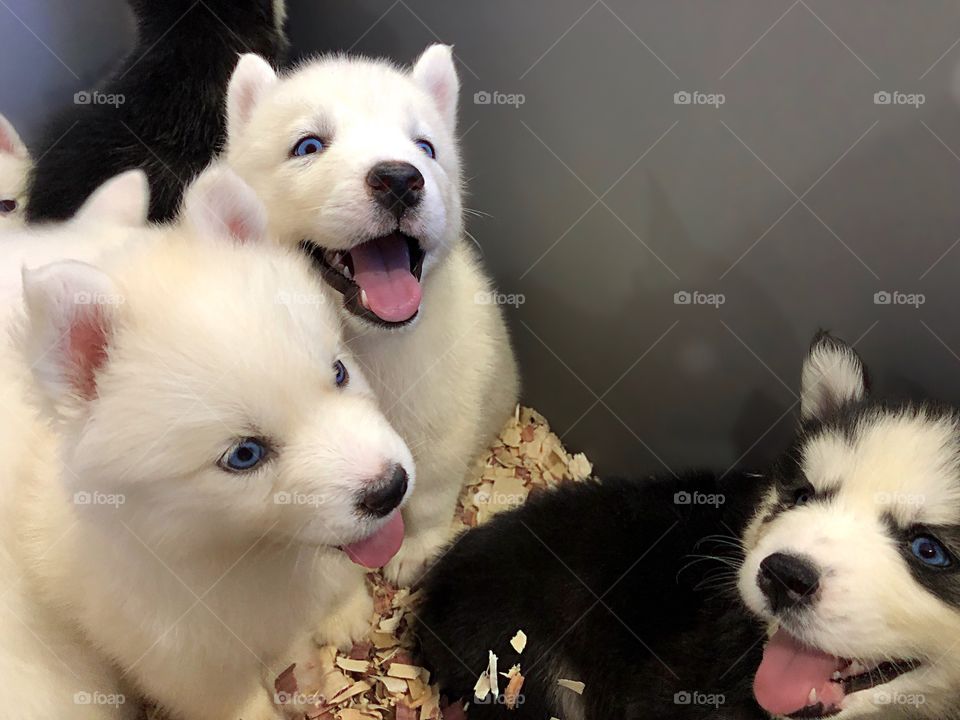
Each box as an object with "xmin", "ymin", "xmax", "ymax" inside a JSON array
[
  {"xmin": 224, "ymin": 45, "xmax": 462, "ymax": 328},
  {"xmin": 19, "ymin": 166, "xmax": 414, "ymax": 568},
  {"xmin": 739, "ymin": 333, "xmax": 960, "ymax": 719},
  {"xmin": 0, "ymin": 114, "xmax": 30, "ymax": 225}
]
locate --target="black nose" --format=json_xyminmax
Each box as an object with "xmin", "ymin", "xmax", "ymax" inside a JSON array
[
  {"xmin": 366, "ymin": 161, "xmax": 424, "ymax": 218},
  {"xmin": 757, "ymin": 552, "xmax": 821, "ymax": 613},
  {"xmin": 359, "ymin": 464, "xmax": 408, "ymax": 517}
]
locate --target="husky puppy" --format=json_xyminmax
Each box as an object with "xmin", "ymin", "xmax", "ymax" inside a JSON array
[
  {"xmin": 0, "ymin": 167, "xmax": 415, "ymax": 720},
  {"xmin": 221, "ymin": 45, "xmax": 520, "ymax": 585},
  {"xmin": 0, "ymin": 114, "xmax": 30, "ymax": 225},
  {"xmin": 26, "ymin": 0, "xmax": 287, "ymax": 223},
  {"xmin": 416, "ymin": 333, "xmax": 960, "ymax": 719}
]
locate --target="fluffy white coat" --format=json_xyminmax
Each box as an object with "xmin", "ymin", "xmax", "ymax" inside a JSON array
[
  {"xmin": 0, "ymin": 168, "xmax": 415, "ymax": 720},
  {"xmin": 222, "ymin": 45, "xmax": 520, "ymax": 586}
]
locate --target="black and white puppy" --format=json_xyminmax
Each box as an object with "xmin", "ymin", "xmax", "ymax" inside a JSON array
[
  {"xmin": 416, "ymin": 333, "xmax": 960, "ymax": 719},
  {"xmin": 26, "ymin": 0, "xmax": 287, "ymax": 223}
]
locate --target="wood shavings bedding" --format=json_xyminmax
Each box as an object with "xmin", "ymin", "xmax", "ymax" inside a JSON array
[{"xmin": 145, "ymin": 407, "xmax": 592, "ymax": 720}]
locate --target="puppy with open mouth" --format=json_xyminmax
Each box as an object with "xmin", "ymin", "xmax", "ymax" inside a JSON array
[
  {"xmin": 416, "ymin": 333, "xmax": 960, "ymax": 719},
  {"xmin": 0, "ymin": 167, "xmax": 416, "ymax": 720},
  {"xmin": 221, "ymin": 44, "xmax": 520, "ymax": 586}
]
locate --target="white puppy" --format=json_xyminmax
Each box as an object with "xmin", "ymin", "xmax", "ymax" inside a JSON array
[
  {"xmin": 0, "ymin": 167, "xmax": 415, "ymax": 720},
  {"xmin": 0, "ymin": 114, "xmax": 31, "ymax": 225},
  {"xmin": 223, "ymin": 45, "xmax": 520, "ymax": 585}
]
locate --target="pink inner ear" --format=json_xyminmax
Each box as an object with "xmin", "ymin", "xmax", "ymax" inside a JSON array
[
  {"xmin": 67, "ymin": 308, "xmax": 109, "ymax": 400},
  {"xmin": 0, "ymin": 131, "xmax": 15, "ymax": 155},
  {"xmin": 228, "ymin": 215, "xmax": 251, "ymax": 243}
]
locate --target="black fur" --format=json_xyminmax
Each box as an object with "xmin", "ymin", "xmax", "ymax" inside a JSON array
[
  {"xmin": 415, "ymin": 471, "xmax": 772, "ymax": 719},
  {"xmin": 26, "ymin": 0, "xmax": 287, "ymax": 223}
]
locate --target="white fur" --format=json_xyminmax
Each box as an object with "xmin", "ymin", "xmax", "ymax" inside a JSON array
[
  {"xmin": 223, "ymin": 45, "xmax": 519, "ymax": 585},
  {"xmin": 0, "ymin": 168, "xmax": 415, "ymax": 719},
  {"xmin": 740, "ymin": 339, "xmax": 960, "ymax": 719},
  {"xmin": 800, "ymin": 338, "xmax": 866, "ymax": 421},
  {"xmin": 0, "ymin": 113, "xmax": 31, "ymax": 226},
  {"xmin": 0, "ymin": 170, "xmax": 150, "ymax": 323}
]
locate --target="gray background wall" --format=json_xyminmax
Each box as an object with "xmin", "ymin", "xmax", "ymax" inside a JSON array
[{"xmin": 5, "ymin": 1, "xmax": 960, "ymax": 477}]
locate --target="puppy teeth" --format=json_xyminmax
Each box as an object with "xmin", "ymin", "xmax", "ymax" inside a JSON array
[
  {"xmin": 808, "ymin": 688, "xmax": 817, "ymax": 705},
  {"xmin": 831, "ymin": 671, "xmax": 842, "ymax": 681},
  {"xmin": 360, "ymin": 289, "xmax": 369, "ymax": 309}
]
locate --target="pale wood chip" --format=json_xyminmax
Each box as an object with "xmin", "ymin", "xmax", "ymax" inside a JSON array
[
  {"xmin": 386, "ymin": 663, "xmax": 422, "ymax": 680},
  {"xmin": 335, "ymin": 657, "xmax": 371, "ymax": 674},
  {"xmin": 558, "ymin": 678, "xmax": 585, "ymax": 694}
]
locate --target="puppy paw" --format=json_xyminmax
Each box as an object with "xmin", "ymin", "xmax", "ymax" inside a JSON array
[
  {"xmin": 312, "ymin": 585, "xmax": 374, "ymax": 651},
  {"xmin": 382, "ymin": 526, "xmax": 452, "ymax": 587}
]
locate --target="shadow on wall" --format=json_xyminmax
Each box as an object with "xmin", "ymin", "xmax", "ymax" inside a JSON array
[
  {"xmin": 507, "ymin": 166, "xmax": 796, "ymax": 478},
  {"xmin": 0, "ymin": 0, "xmax": 134, "ymax": 146}
]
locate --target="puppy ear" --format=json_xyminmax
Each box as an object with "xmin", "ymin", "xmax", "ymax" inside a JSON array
[
  {"xmin": 73, "ymin": 170, "xmax": 150, "ymax": 227},
  {"xmin": 22, "ymin": 261, "xmax": 120, "ymax": 403},
  {"xmin": 182, "ymin": 164, "xmax": 268, "ymax": 245},
  {"xmin": 800, "ymin": 332, "xmax": 867, "ymax": 422},
  {"xmin": 0, "ymin": 113, "xmax": 28, "ymax": 159},
  {"xmin": 227, "ymin": 54, "xmax": 278, "ymax": 140},
  {"xmin": 412, "ymin": 44, "xmax": 459, "ymax": 130}
]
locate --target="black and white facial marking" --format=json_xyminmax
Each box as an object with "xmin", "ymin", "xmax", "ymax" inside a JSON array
[{"xmin": 739, "ymin": 333, "xmax": 960, "ymax": 719}]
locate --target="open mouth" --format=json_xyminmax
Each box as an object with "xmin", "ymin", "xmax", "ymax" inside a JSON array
[
  {"xmin": 300, "ymin": 232, "xmax": 426, "ymax": 327},
  {"xmin": 339, "ymin": 512, "xmax": 405, "ymax": 569},
  {"xmin": 754, "ymin": 628, "xmax": 920, "ymax": 718}
]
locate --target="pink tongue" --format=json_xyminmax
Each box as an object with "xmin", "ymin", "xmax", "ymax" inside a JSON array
[
  {"xmin": 754, "ymin": 629, "xmax": 845, "ymax": 716},
  {"xmin": 349, "ymin": 234, "xmax": 422, "ymax": 323},
  {"xmin": 342, "ymin": 512, "xmax": 405, "ymax": 568}
]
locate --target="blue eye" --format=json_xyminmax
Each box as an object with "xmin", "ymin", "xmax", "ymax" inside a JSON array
[
  {"xmin": 334, "ymin": 359, "xmax": 349, "ymax": 387},
  {"xmin": 293, "ymin": 136, "xmax": 325, "ymax": 157},
  {"xmin": 220, "ymin": 439, "xmax": 268, "ymax": 472},
  {"xmin": 415, "ymin": 139, "xmax": 436, "ymax": 159},
  {"xmin": 911, "ymin": 535, "xmax": 952, "ymax": 568}
]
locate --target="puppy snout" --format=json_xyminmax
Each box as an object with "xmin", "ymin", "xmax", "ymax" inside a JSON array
[
  {"xmin": 366, "ymin": 161, "xmax": 424, "ymax": 218},
  {"xmin": 757, "ymin": 552, "xmax": 821, "ymax": 613},
  {"xmin": 358, "ymin": 464, "xmax": 409, "ymax": 517}
]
